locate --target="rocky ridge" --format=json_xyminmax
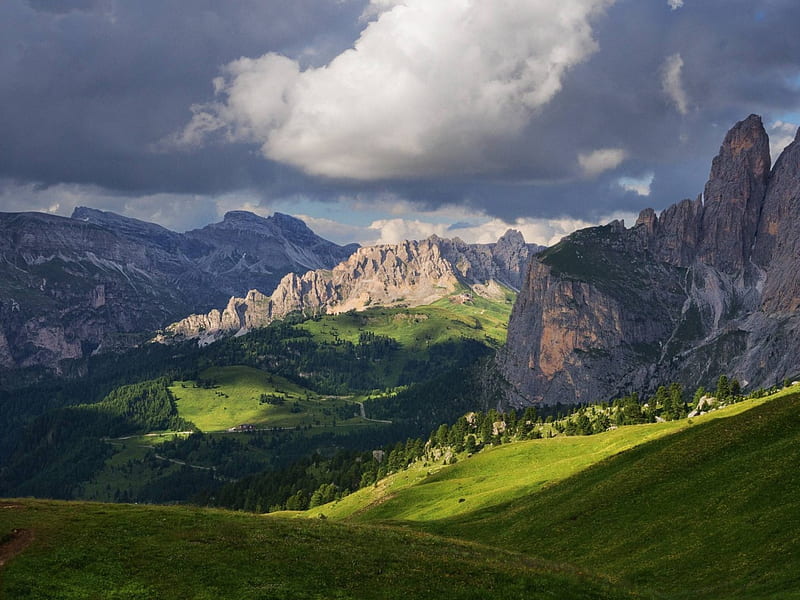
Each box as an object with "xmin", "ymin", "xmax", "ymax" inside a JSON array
[
  {"xmin": 500, "ymin": 115, "xmax": 800, "ymax": 406},
  {"xmin": 0, "ymin": 209, "xmax": 355, "ymax": 371},
  {"xmin": 160, "ymin": 232, "xmax": 541, "ymax": 344}
]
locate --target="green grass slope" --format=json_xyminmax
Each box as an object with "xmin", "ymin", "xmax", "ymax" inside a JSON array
[
  {"xmin": 0, "ymin": 500, "xmax": 640, "ymax": 600},
  {"xmin": 329, "ymin": 389, "xmax": 800, "ymax": 600},
  {"xmin": 299, "ymin": 287, "xmax": 513, "ymax": 349},
  {"xmin": 307, "ymin": 395, "xmax": 771, "ymax": 523},
  {"xmin": 170, "ymin": 366, "xmax": 362, "ymax": 431}
]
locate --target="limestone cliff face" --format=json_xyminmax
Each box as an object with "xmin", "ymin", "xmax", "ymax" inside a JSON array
[
  {"xmin": 502, "ymin": 224, "xmax": 687, "ymax": 405},
  {"xmin": 754, "ymin": 129, "xmax": 800, "ymax": 312},
  {"xmin": 501, "ymin": 115, "xmax": 800, "ymax": 406},
  {"xmin": 162, "ymin": 233, "xmax": 540, "ymax": 343},
  {"xmin": 697, "ymin": 114, "xmax": 771, "ymax": 273},
  {"xmin": 0, "ymin": 209, "xmax": 354, "ymax": 371}
]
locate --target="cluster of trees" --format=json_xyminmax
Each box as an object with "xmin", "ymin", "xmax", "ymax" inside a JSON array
[
  {"xmin": 194, "ymin": 378, "xmax": 218, "ymax": 389},
  {"xmin": 354, "ymin": 332, "xmax": 400, "ymax": 361},
  {"xmin": 363, "ymin": 353, "xmax": 491, "ymax": 428},
  {"xmin": 0, "ymin": 341, "xmax": 198, "ymax": 457},
  {"xmin": 91, "ymin": 378, "xmax": 195, "ymax": 435},
  {"xmin": 258, "ymin": 393, "xmax": 286, "ymax": 405},
  {"xmin": 200, "ymin": 321, "xmax": 493, "ymax": 395},
  {"xmin": 0, "ymin": 378, "xmax": 194, "ymax": 499},
  {"xmin": 713, "ymin": 375, "xmax": 742, "ymax": 401}
]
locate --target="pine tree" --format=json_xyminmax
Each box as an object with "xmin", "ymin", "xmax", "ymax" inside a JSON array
[{"xmin": 716, "ymin": 375, "xmax": 730, "ymax": 400}]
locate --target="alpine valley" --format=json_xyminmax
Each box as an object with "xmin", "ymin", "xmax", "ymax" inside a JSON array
[{"xmin": 1, "ymin": 116, "xmax": 800, "ymax": 600}]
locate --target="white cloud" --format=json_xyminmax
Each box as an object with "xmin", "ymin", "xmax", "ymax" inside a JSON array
[
  {"xmin": 667, "ymin": 0, "xmax": 684, "ymax": 10},
  {"xmin": 578, "ymin": 147, "xmax": 627, "ymax": 177},
  {"xmin": 662, "ymin": 53, "xmax": 689, "ymax": 115},
  {"xmin": 362, "ymin": 209, "xmax": 638, "ymax": 247},
  {"xmin": 368, "ymin": 218, "xmax": 450, "ymax": 245},
  {"xmin": 768, "ymin": 120, "xmax": 799, "ymax": 162},
  {"xmin": 175, "ymin": 0, "xmax": 614, "ymax": 180},
  {"xmin": 616, "ymin": 172, "xmax": 654, "ymax": 196}
]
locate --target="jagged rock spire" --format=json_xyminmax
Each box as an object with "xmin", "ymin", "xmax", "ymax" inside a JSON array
[
  {"xmin": 697, "ymin": 114, "xmax": 771, "ymax": 273},
  {"xmin": 755, "ymin": 123, "xmax": 800, "ymax": 311}
]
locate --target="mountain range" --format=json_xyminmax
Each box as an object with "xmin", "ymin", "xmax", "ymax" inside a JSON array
[
  {"xmin": 161, "ymin": 230, "xmax": 538, "ymax": 344},
  {"xmin": 500, "ymin": 115, "xmax": 800, "ymax": 406},
  {"xmin": 0, "ymin": 205, "xmax": 539, "ymax": 372},
  {"xmin": 3, "ymin": 114, "xmax": 799, "ymax": 407},
  {"xmin": 0, "ymin": 208, "xmax": 356, "ymax": 371}
]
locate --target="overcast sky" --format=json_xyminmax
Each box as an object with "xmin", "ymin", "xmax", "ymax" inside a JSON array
[{"xmin": 2, "ymin": 0, "xmax": 799, "ymax": 246}]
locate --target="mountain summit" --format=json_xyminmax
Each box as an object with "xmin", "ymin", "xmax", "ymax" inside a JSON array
[{"xmin": 500, "ymin": 115, "xmax": 800, "ymax": 406}]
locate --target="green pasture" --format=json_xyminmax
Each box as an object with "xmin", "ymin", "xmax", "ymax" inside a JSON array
[
  {"xmin": 0, "ymin": 500, "xmax": 638, "ymax": 600},
  {"xmin": 170, "ymin": 366, "xmax": 364, "ymax": 432}
]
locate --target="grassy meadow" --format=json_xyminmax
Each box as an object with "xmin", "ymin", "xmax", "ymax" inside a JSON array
[
  {"xmin": 306, "ymin": 388, "xmax": 800, "ymax": 599},
  {"xmin": 170, "ymin": 366, "xmax": 365, "ymax": 432},
  {"xmin": 0, "ymin": 500, "xmax": 639, "ymax": 600},
  {"xmin": 3, "ymin": 390, "xmax": 799, "ymax": 598},
  {"xmin": 306, "ymin": 393, "xmax": 777, "ymax": 523},
  {"xmin": 299, "ymin": 285, "xmax": 514, "ymax": 349}
]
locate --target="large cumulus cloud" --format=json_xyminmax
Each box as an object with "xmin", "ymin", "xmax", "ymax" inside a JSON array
[{"xmin": 177, "ymin": 0, "xmax": 614, "ymax": 180}]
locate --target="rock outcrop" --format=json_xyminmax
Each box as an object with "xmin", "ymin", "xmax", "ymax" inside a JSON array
[
  {"xmin": 501, "ymin": 115, "xmax": 800, "ymax": 406},
  {"xmin": 754, "ymin": 128, "xmax": 800, "ymax": 312},
  {"xmin": 697, "ymin": 114, "xmax": 771, "ymax": 272},
  {"xmin": 0, "ymin": 209, "xmax": 356, "ymax": 371},
  {"xmin": 161, "ymin": 233, "xmax": 541, "ymax": 343}
]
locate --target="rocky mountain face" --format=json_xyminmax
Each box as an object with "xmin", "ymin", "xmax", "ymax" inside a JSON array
[
  {"xmin": 0, "ymin": 208, "xmax": 356, "ymax": 372},
  {"xmin": 161, "ymin": 232, "xmax": 541, "ymax": 344},
  {"xmin": 500, "ymin": 115, "xmax": 800, "ymax": 406}
]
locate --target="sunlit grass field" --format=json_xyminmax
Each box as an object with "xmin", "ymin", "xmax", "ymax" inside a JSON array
[
  {"xmin": 307, "ymin": 388, "xmax": 800, "ymax": 600},
  {"xmin": 170, "ymin": 366, "xmax": 363, "ymax": 431},
  {"xmin": 307, "ymin": 393, "xmax": 775, "ymax": 523},
  {"xmin": 299, "ymin": 285, "xmax": 514, "ymax": 349}
]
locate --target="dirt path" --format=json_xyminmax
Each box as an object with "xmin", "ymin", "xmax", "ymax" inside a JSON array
[
  {"xmin": 0, "ymin": 528, "xmax": 34, "ymax": 567},
  {"xmin": 355, "ymin": 401, "xmax": 393, "ymax": 424},
  {"xmin": 151, "ymin": 454, "xmax": 236, "ymax": 482}
]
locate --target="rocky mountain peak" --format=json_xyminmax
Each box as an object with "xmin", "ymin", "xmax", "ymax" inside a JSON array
[
  {"xmin": 634, "ymin": 208, "xmax": 656, "ymax": 235},
  {"xmin": 218, "ymin": 210, "xmax": 290, "ymax": 233},
  {"xmin": 161, "ymin": 231, "xmax": 537, "ymax": 343},
  {"xmin": 754, "ymin": 125, "xmax": 800, "ymax": 311},
  {"xmin": 497, "ymin": 229, "xmax": 526, "ymax": 248},
  {"xmin": 697, "ymin": 113, "xmax": 771, "ymax": 272},
  {"xmin": 71, "ymin": 206, "xmax": 177, "ymax": 239},
  {"xmin": 0, "ymin": 207, "xmax": 359, "ymax": 371},
  {"xmin": 221, "ymin": 210, "xmax": 265, "ymax": 224},
  {"xmin": 500, "ymin": 114, "xmax": 800, "ymax": 408},
  {"xmin": 268, "ymin": 212, "xmax": 313, "ymax": 235}
]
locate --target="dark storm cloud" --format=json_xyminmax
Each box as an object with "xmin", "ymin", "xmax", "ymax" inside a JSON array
[
  {"xmin": 480, "ymin": 0, "xmax": 800, "ymax": 219},
  {"xmin": 27, "ymin": 0, "xmax": 112, "ymax": 15},
  {"xmin": 1, "ymin": 0, "xmax": 800, "ymax": 229},
  {"xmin": 0, "ymin": 0, "xmax": 367, "ymax": 196}
]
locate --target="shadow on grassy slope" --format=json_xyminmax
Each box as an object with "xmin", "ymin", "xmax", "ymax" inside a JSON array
[
  {"xmin": 413, "ymin": 392, "xmax": 800, "ymax": 600},
  {"xmin": 0, "ymin": 499, "xmax": 642, "ymax": 600}
]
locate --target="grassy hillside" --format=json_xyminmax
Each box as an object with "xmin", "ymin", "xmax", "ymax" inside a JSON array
[
  {"xmin": 0, "ymin": 499, "xmax": 639, "ymax": 600},
  {"xmin": 306, "ymin": 395, "xmax": 767, "ymax": 522},
  {"xmin": 170, "ymin": 366, "xmax": 365, "ymax": 431},
  {"xmin": 308, "ymin": 388, "xmax": 800, "ymax": 599},
  {"xmin": 299, "ymin": 287, "xmax": 514, "ymax": 348}
]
